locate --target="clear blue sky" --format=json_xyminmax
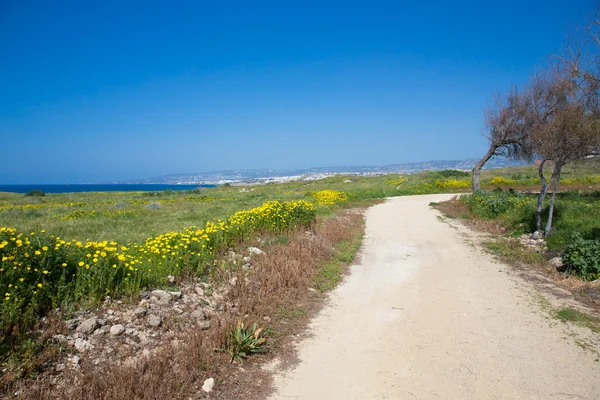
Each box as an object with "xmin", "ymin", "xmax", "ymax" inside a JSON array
[{"xmin": 0, "ymin": 0, "xmax": 596, "ymax": 183}]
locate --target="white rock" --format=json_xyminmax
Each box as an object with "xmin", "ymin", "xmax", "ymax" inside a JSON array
[
  {"xmin": 229, "ymin": 277, "xmax": 238, "ymax": 286},
  {"xmin": 151, "ymin": 290, "xmax": 172, "ymax": 304},
  {"xmin": 167, "ymin": 275, "xmax": 176, "ymax": 285},
  {"xmin": 74, "ymin": 338, "xmax": 94, "ymax": 351},
  {"xmin": 195, "ymin": 286, "xmax": 205, "ymax": 296},
  {"xmin": 75, "ymin": 317, "xmax": 98, "ymax": 335},
  {"xmin": 549, "ymin": 257, "xmax": 563, "ymax": 268},
  {"xmin": 190, "ymin": 309, "xmax": 205, "ymax": 320},
  {"xmin": 169, "ymin": 291, "xmax": 182, "ymax": 299},
  {"xmin": 532, "ymin": 231, "xmax": 543, "ymax": 240},
  {"xmin": 247, "ymin": 247, "xmax": 265, "ymax": 256},
  {"xmin": 196, "ymin": 320, "xmax": 211, "ymax": 330},
  {"xmin": 147, "ymin": 314, "xmax": 162, "ymax": 327},
  {"xmin": 110, "ymin": 324, "xmax": 125, "ymax": 336},
  {"xmin": 202, "ymin": 378, "xmax": 215, "ymax": 393}
]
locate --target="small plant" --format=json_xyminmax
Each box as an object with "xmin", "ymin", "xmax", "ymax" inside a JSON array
[
  {"xmin": 563, "ymin": 232, "xmax": 600, "ymax": 280},
  {"xmin": 223, "ymin": 321, "xmax": 267, "ymax": 362},
  {"xmin": 25, "ymin": 190, "xmax": 45, "ymax": 197}
]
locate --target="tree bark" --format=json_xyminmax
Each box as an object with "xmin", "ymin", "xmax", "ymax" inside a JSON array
[
  {"xmin": 535, "ymin": 160, "xmax": 550, "ymax": 232},
  {"xmin": 544, "ymin": 164, "xmax": 563, "ymax": 237},
  {"xmin": 472, "ymin": 145, "xmax": 497, "ymax": 192}
]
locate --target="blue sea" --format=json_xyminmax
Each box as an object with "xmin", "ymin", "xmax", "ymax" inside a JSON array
[{"xmin": 0, "ymin": 184, "xmax": 216, "ymax": 194}]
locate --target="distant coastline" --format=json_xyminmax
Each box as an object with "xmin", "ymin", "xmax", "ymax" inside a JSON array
[{"xmin": 0, "ymin": 184, "xmax": 215, "ymax": 194}]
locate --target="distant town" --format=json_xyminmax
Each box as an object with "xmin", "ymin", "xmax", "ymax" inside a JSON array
[{"xmin": 118, "ymin": 157, "xmax": 525, "ymax": 186}]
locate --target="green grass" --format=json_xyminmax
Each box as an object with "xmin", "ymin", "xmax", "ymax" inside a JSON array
[
  {"xmin": 555, "ymin": 307, "xmax": 600, "ymax": 333},
  {"xmin": 313, "ymin": 232, "xmax": 363, "ymax": 293}
]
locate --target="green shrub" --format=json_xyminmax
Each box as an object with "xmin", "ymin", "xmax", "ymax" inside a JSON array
[
  {"xmin": 439, "ymin": 169, "xmax": 470, "ymax": 178},
  {"xmin": 461, "ymin": 191, "xmax": 533, "ymax": 219},
  {"xmin": 25, "ymin": 190, "xmax": 45, "ymax": 197},
  {"xmin": 563, "ymin": 232, "xmax": 600, "ymax": 281}
]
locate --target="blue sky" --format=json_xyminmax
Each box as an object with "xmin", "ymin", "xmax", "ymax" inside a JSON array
[{"xmin": 0, "ymin": 0, "xmax": 596, "ymax": 183}]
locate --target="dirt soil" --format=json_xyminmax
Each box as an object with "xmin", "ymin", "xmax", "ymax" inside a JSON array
[{"xmin": 267, "ymin": 194, "xmax": 600, "ymax": 400}]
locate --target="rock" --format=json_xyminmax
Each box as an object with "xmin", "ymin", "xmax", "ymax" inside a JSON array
[
  {"xmin": 242, "ymin": 256, "xmax": 251, "ymax": 263},
  {"xmin": 151, "ymin": 290, "xmax": 172, "ymax": 304},
  {"xmin": 549, "ymin": 257, "xmax": 563, "ymax": 269},
  {"xmin": 110, "ymin": 324, "xmax": 125, "ymax": 336},
  {"xmin": 145, "ymin": 202, "xmax": 161, "ymax": 210},
  {"xmin": 169, "ymin": 291, "xmax": 182, "ymax": 299},
  {"xmin": 308, "ymin": 287, "xmax": 317, "ymax": 293},
  {"xmin": 100, "ymin": 325, "xmax": 111, "ymax": 334},
  {"xmin": 125, "ymin": 328, "xmax": 138, "ymax": 336},
  {"xmin": 74, "ymin": 338, "xmax": 94, "ymax": 351},
  {"xmin": 97, "ymin": 318, "xmax": 107, "ymax": 326},
  {"xmin": 190, "ymin": 309, "xmax": 206, "ymax": 320},
  {"xmin": 197, "ymin": 320, "xmax": 211, "ymax": 330},
  {"xmin": 75, "ymin": 317, "xmax": 98, "ymax": 335},
  {"xmin": 202, "ymin": 377, "xmax": 215, "ymax": 393},
  {"xmin": 242, "ymin": 263, "xmax": 251, "ymax": 270},
  {"xmin": 263, "ymin": 316, "xmax": 271, "ymax": 322},
  {"xmin": 52, "ymin": 334, "xmax": 69, "ymax": 344},
  {"xmin": 343, "ymin": 179, "xmax": 352, "ymax": 183},
  {"xmin": 107, "ymin": 309, "xmax": 115, "ymax": 315},
  {"xmin": 248, "ymin": 247, "xmax": 265, "ymax": 256},
  {"xmin": 195, "ymin": 286, "xmax": 205, "ymax": 296},
  {"xmin": 532, "ymin": 231, "xmax": 543, "ymax": 240},
  {"xmin": 65, "ymin": 318, "xmax": 79, "ymax": 330},
  {"xmin": 167, "ymin": 275, "xmax": 176, "ymax": 285},
  {"xmin": 229, "ymin": 277, "xmax": 238, "ymax": 286},
  {"xmin": 133, "ymin": 307, "xmax": 147, "ymax": 318},
  {"xmin": 147, "ymin": 314, "xmax": 162, "ymax": 327}
]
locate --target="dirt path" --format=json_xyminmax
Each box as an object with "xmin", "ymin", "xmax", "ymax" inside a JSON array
[{"xmin": 268, "ymin": 194, "xmax": 600, "ymax": 400}]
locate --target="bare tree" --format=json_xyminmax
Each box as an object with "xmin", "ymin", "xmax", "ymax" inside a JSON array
[{"xmin": 472, "ymin": 88, "xmax": 533, "ymax": 191}]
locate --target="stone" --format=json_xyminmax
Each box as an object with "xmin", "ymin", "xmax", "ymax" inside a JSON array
[
  {"xmin": 549, "ymin": 257, "xmax": 564, "ymax": 268},
  {"xmin": 74, "ymin": 338, "xmax": 94, "ymax": 351},
  {"xmin": 197, "ymin": 320, "xmax": 211, "ymax": 330},
  {"xmin": 125, "ymin": 328, "xmax": 138, "ymax": 336},
  {"xmin": 167, "ymin": 275, "xmax": 176, "ymax": 285},
  {"xmin": 263, "ymin": 316, "xmax": 271, "ymax": 322},
  {"xmin": 532, "ymin": 231, "xmax": 543, "ymax": 240},
  {"xmin": 52, "ymin": 334, "xmax": 69, "ymax": 344},
  {"xmin": 242, "ymin": 263, "xmax": 251, "ymax": 270},
  {"xmin": 65, "ymin": 318, "xmax": 79, "ymax": 330},
  {"xmin": 229, "ymin": 277, "xmax": 238, "ymax": 286},
  {"xmin": 100, "ymin": 325, "xmax": 111, "ymax": 334},
  {"xmin": 97, "ymin": 318, "xmax": 107, "ymax": 326},
  {"xmin": 242, "ymin": 256, "xmax": 251, "ymax": 263},
  {"xmin": 75, "ymin": 317, "xmax": 98, "ymax": 335},
  {"xmin": 133, "ymin": 307, "xmax": 147, "ymax": 318},
  {"xmin": 190, "ymin": 309, "xmax": 205, "ymax": 320},
  {"xmin": 169, "ymin": 291, "xmax": 182, "ymax": 299},
  {"xmin": 110, "ymin": 324, "xmax": 125, "ymax": 336},
  {"xmin": 151, "ymin": 290, "xmax": 172, "ymax": 304},
  {"xmin": 202, "ymin": 378, "xmax": 215, "ymax": 393},
  {"xmin": 195, "ymin": 286, "xmax": 205, "ymax": 296},
  {"xmin": 147, "ymin": 314, "xmax": 162, "ymax": 327},
  {"xmin": 248, "ymin": 247, "xmax": 265, "ymax": 256}
]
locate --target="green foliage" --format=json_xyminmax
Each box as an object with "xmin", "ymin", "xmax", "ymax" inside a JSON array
[
  {"xmin": 462, "ymin": 191, "xmax": 533, "ymax": 219},
  {"xmin": 223, "ymin": 321, "xmax": 267, "ymax": 362},
  {"xmin": 563, "ymin": 233, "xmax": 600, "ymax": 281},
  {"xmin": 25, "ymin": 190, "xmax": 45, "ymax": 197},
  {"xmin": 438, "ymin": 169, "xmax": 470, "ymax": 178}
]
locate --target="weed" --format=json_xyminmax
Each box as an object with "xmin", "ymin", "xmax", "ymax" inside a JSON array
[{"xmin": 222, "ymin": 321, "xmax": 267, "ymax": 362}]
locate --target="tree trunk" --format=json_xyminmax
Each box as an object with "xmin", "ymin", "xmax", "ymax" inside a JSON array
[
  {"xmin": 544, "ymin": 164, "xmax": 563, "ymax": 237},
  {"xmin": 535, "ymin": 160, "xmax": 550, "ymax": 232},
  {"xmin": 472, "ymin": 145, "xmax": 497, "ymax": 192}
]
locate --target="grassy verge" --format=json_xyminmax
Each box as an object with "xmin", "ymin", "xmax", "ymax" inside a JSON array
[{"xmin": 17, "ymin": 209, "xmax": 367, "ymax": 399}]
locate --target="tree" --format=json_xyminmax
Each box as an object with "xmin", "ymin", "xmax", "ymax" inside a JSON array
[{"xmin": 472, "ymin": 88, "xmax": 534, "ymax": 191}]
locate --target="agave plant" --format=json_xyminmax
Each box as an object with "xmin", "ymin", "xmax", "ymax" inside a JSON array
[{"xmin": 224, "ymin": 321, "xmax": 267, "ymax": 362}]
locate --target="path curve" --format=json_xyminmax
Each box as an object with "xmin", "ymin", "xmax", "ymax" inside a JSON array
[{"xmin": 269, "ymin": 194, "xmax": 600, "ymax": 400}]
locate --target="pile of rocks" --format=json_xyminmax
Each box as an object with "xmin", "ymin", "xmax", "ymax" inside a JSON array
[
  {"xmin": 51, "ymin": 246, "xmax": 266, "ymax": 373},
  {"xmin": 518, "ymin": 231, "xmax": 548, "ymax": 253}
]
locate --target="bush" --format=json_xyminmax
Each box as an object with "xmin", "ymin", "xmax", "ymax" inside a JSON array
[
  {"xmin": 563, "ymin": 233, "xmax": 600, "ymax": 281},
  {"xmin": 439, "ymin": 169, "xmax": 470, "ymax": 178},
  {"xmin": 25, "ymin": 190, "xmax": 45, "ymax": 197},
  {"xmin": 461, "ymin": 190, "xmax": 533, "ymax": 219}
]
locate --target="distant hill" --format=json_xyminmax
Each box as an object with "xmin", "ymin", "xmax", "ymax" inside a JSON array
[{"xmin": 118, "ymin": 157, "xmax": 527, "ymax": 185}]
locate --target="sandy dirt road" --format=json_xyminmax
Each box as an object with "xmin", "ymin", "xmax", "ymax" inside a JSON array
[{"xmin": 268, "ymin": 194, "xmax": 600, "ymax": 400}]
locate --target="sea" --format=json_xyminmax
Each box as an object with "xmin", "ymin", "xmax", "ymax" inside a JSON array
[{"xmin": 0, "ymin": 184, "xmax": 216, "ymax": 194}]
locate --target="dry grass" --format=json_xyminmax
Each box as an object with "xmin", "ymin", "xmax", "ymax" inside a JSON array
[{"xmin": 15, "ymin": 210, "xmax": 365, "ymax": 400}]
